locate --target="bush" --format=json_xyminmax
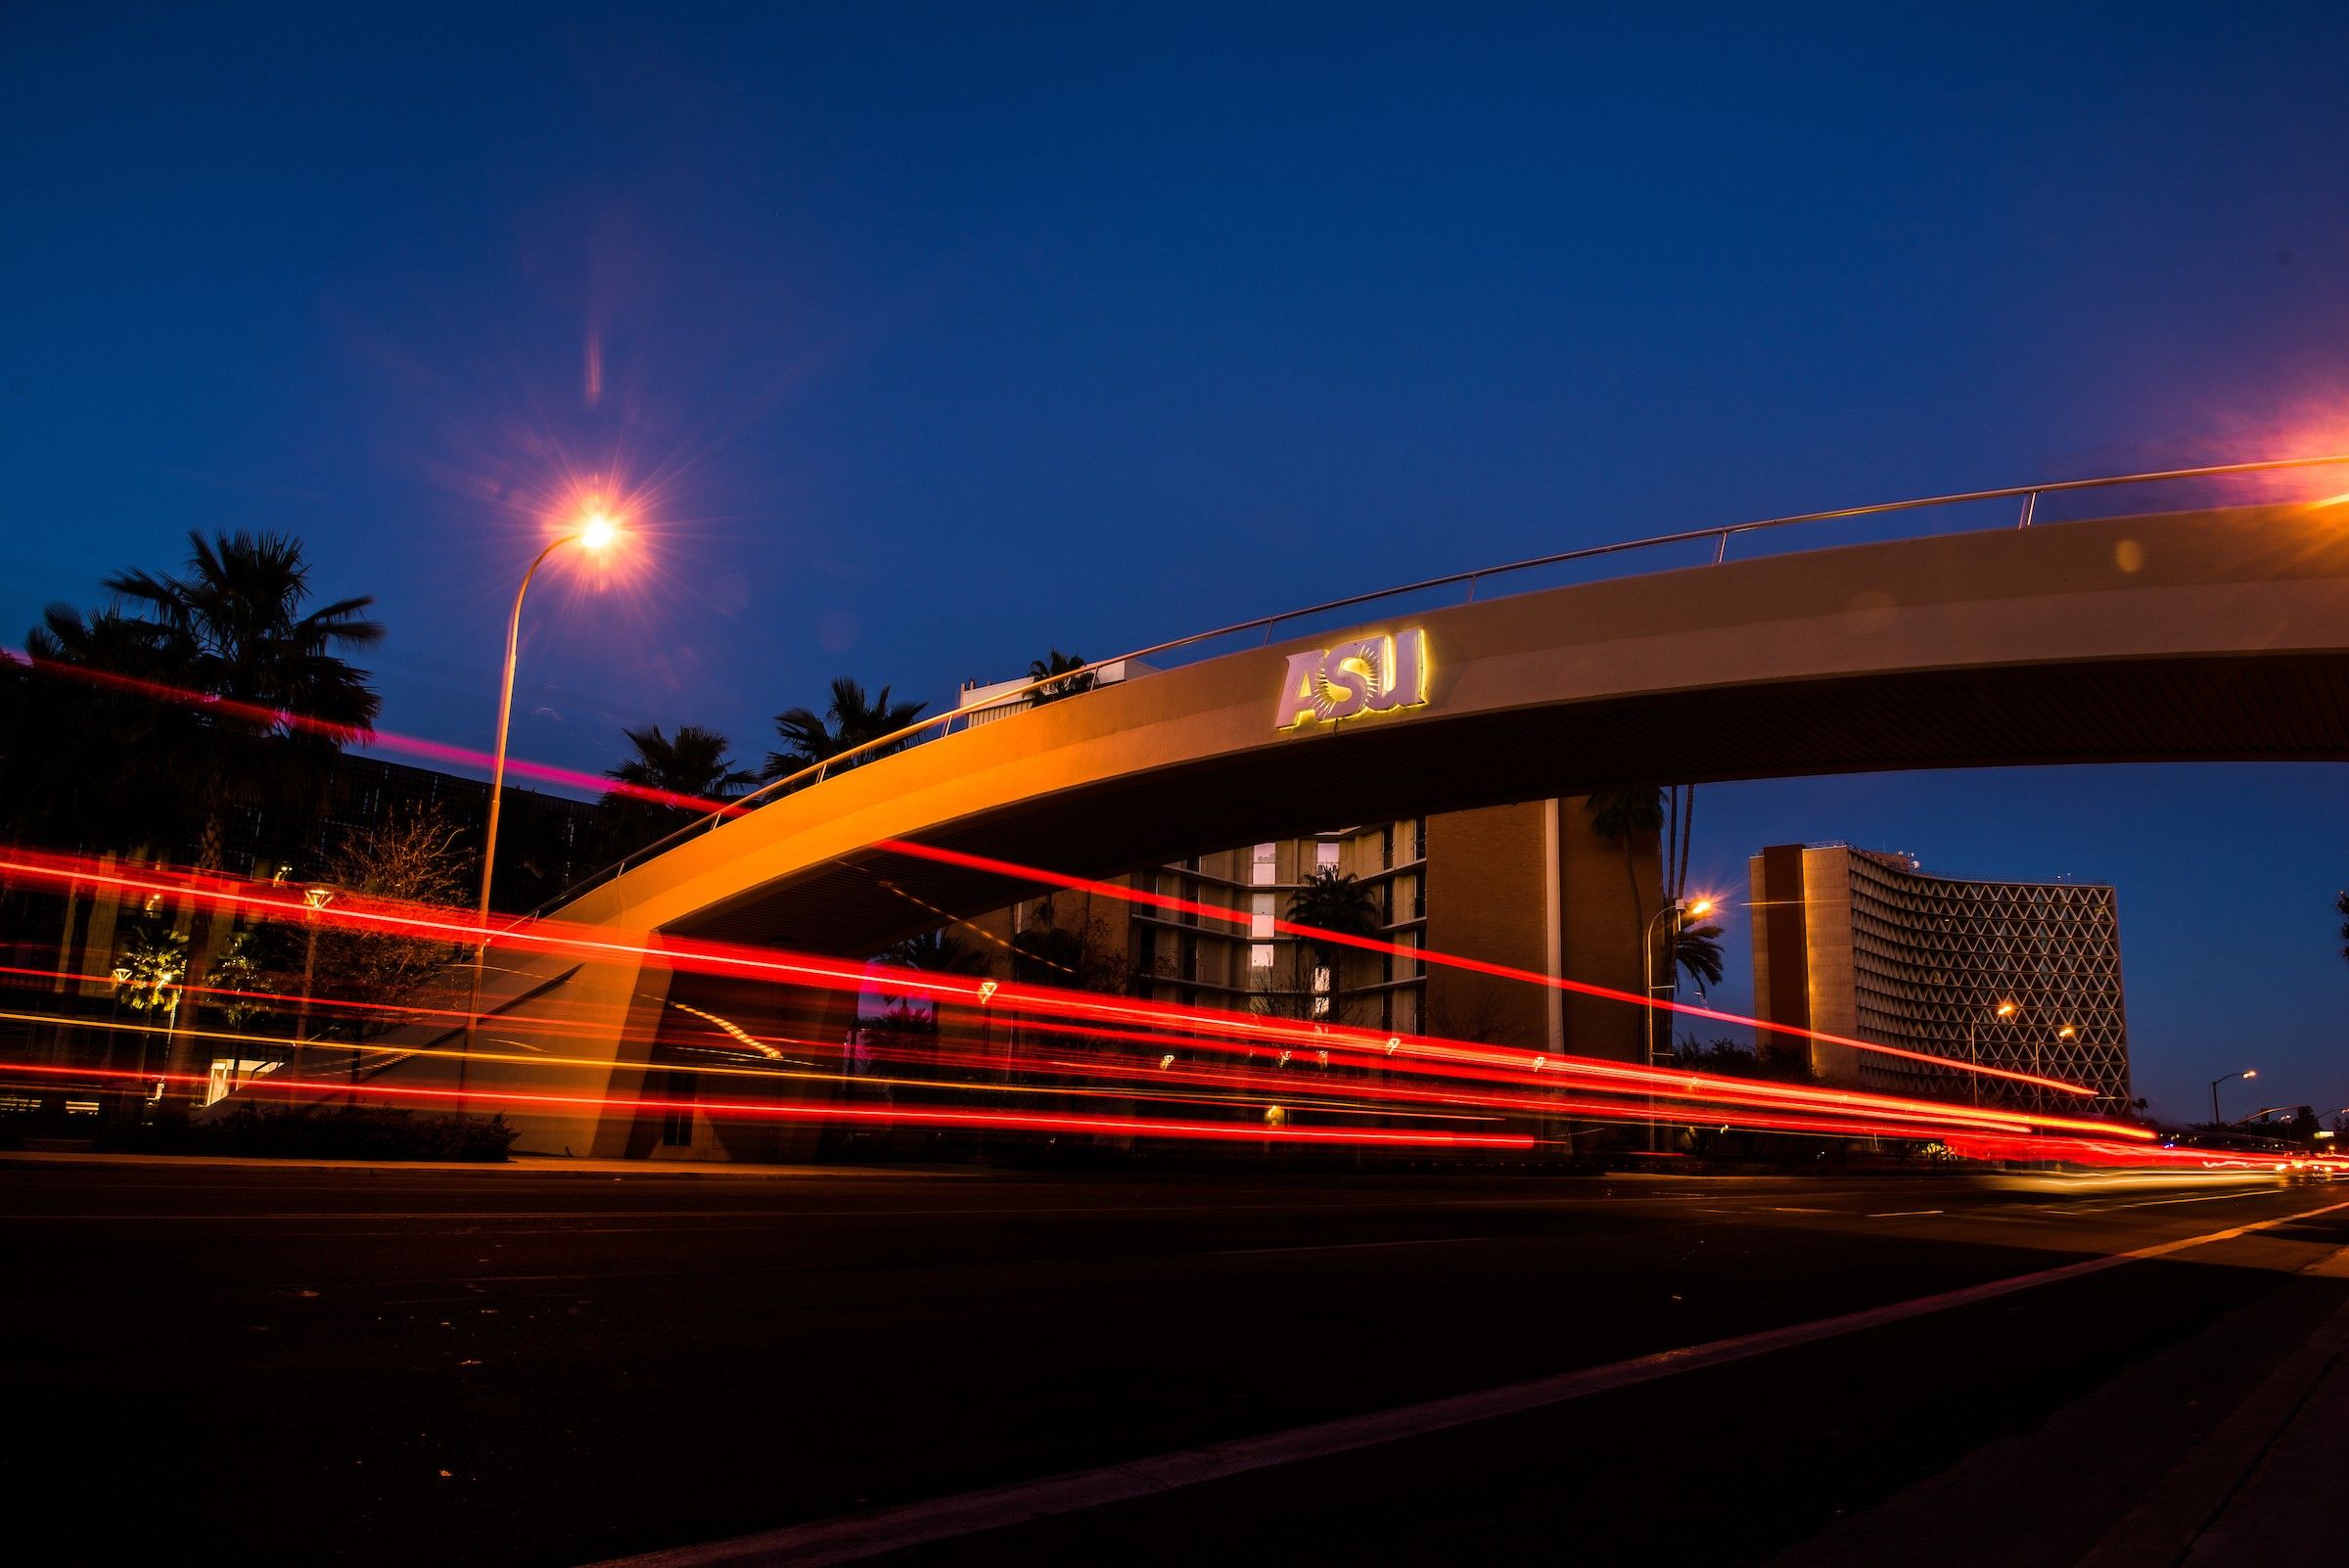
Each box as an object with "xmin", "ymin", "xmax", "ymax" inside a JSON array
[{"xmin": 98, "ymin": 1104, "xmax": 517, "ymax": 1162}]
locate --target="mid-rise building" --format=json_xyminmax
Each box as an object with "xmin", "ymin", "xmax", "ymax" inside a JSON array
[
  {"xmin": 952, "ymin": 667, "xmax": 1671, "ymax": 1064},
  {"xmin": 967, "ymin": 800, "xmax": 1664, "ymax": 1064},
  {"xmin": 1748, "ymin": 844, "xmax": 2132, "ymax": 1114}
]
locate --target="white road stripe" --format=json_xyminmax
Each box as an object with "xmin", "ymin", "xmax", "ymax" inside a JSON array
[
  {"xmin": 583, "ymin": 1197, "xmax": 2349, "ymax": 1568},
  {"xmin": 1215, "ymin": 1235, "xmax": 1492, "ymax": 1257}
]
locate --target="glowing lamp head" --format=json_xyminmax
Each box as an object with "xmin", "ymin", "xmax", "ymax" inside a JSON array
[
  {"xmin": 2056, "ymin": 1024, "xmax": 2077, "ymax": 1040},
  {"xmin": 1995, "ymin": 1000, "xmax": 2018, "ymax": 1020},
  {"xmin": 576, "ymin": 511, "xmax": 622, "ymax": 552},
  {"xmin": 2244, "ymin": 1069, "xmax": 2259, "ymax": 1081},
  {"xmin": 1686, "ymin": 897, "xmax": 1716, "ymax": 918}
]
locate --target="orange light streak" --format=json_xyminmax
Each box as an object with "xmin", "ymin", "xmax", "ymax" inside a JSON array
[{"xmin": 0, "ymin": 847, "xmax": 2148, "ymax": 1144}]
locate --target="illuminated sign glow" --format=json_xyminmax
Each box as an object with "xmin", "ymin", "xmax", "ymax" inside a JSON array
[{"xmin": 1276, "ymin": 627, "xmax": 1432, "ymax": 731}]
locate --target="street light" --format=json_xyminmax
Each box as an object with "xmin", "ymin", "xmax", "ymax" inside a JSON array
[
  {"xmin": 1966, "ymin": 998, "xmax": 2019, "ymax": 1108},
  {"xmin": 461, "ymin": 505, "xmax": 626, "ymax": 1097},
  {"xmin": 2209, "ymin": 1068, "xmax": 2257, "ymax": 1128},
  {"xmin": 290, "ymin": 885, "xmax": 334, "ymax": 1101},
  {"xmin": 2029, "ymin": 1022, "xmax": 2078, "ymax": 1109},
  {"xmin": 1642, "ymin": 895, "xmax": 1716, "ymax": 1153},
  {"xmin": 1642, "ymin": 895, "xmax": 1716, "ymax": 1065}
]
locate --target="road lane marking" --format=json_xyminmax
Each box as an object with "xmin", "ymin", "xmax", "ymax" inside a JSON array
[
  {"xmin": 1214, "ymin": 1236, "xmax": 1492, "ymax": 1257},
  {"xmin": 583, "ymin": 1196, "xmax": 2349, "ymax": 1568},
  {"xmin": 2052, "ymin": 1188, "xmax": 2297, "ymax": 1215}
]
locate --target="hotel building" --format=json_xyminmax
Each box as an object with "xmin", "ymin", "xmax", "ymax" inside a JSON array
[{"xmin": 1748, "ymin": 844, "xmax": 2132, "ymax": 1114}]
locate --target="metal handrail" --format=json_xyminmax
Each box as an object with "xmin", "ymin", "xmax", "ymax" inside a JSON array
[{"xmin": 522, "ymin": 453, "xmax": 2349, "ymax": 918}]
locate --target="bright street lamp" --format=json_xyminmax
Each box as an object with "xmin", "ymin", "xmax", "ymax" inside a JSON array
[
  {"xmin": 1642, "ymin": 895, "xmax": 1717, "ymax": 1065},
  {"xmin": 461, "ymin": 506, "xmax": 626, "ymax": 1095},
  {"xmin": 2209, "ymin": 1068, "xmax": 2256, "ymax": 1128},
  {"xmin": 1966, "ymin": 998, "xmax": 2019, "ymax": 1108},
  {"xmin": 1642, "ymin": 894, "xmax": 1718, "ymax": 1153}
]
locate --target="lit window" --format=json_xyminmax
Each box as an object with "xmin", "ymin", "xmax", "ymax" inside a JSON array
[
  {"xmin": 1250, "ymin": 943, "xmax": 1274, "ymax": 970},
  {"xmin": 1250, "ymin": 893, "xmax": 1274, "ymax": 940},
  {"xmin": 1251, "ymin": 843, "xmax": 1276, "ymax": 885},
  {"xmin": 1315, "ymin": 841, "xmax": 1342, "ymax": 870}
]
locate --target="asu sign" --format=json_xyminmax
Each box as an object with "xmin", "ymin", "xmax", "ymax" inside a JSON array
[{"xmin": 1275, "ymin": 627, "xmax": 1433, "ymax": 731}]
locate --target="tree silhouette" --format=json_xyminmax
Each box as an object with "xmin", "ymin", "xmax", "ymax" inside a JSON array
[{"xmin": 764, "ymin": 676, "xmax": 928, "ymax": 781}]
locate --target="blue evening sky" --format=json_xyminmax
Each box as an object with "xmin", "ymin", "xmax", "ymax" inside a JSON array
[{"xmin": 3, "ymin": 3, "xmax": 2346, "ymax": 1123}]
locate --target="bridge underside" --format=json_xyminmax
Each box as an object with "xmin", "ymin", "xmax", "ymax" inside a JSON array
[{"xmin": 673, "ymin": 650, "xmax": 2349, "ymax": 955}]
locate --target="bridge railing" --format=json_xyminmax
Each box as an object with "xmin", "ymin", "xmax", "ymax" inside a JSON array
[{"xmin": 520, "ymin": 454, "xmax": 2349, "ymax": 920}]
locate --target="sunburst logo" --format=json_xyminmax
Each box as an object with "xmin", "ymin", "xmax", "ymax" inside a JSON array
[{"xmin": 1274, "ymin": 627, "xmax": 1432, "ymax": 731}]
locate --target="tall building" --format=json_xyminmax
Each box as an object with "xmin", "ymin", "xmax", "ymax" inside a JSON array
[
  {"xmin": 953, "ymin": 667, "xmax": 1670, "ymax": 1064},
  {"xmin": 966, "ymin": 800, "xmax": 1663, "ymax": 1063},
  {"xmin": 1748, "ymin": 844, "xmax": 2132, "ymax": 1114}
]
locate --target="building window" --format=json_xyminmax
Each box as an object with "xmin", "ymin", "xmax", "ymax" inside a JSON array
[
  {"xmin": 1382, "ymin": 823, "xmax": 1395, "ymax": 869},
  {"xmin": 1312, "ymin": 964, "xmax": 1331, "ymax": 1018},
  {"xmin": 1250, "ymin": 943, "xmax": 1274, "ymax": 971},
  {"xmin": 1315, "ymin": 840, "xmax": 1342, "ymax": 871},
  {"xmin": 1250, "ymin": 893, "xmax": 1274, "ymax": 940},
  {"xmin": 1251, "ymin": 843, "xmax": 1276, "ymax": 885}
]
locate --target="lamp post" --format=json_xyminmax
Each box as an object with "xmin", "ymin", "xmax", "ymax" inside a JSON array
[
  {"xmin": 1966, "ymin": 998, "xmax": 2019, "ymax": 1108},
  {"xmin": 2030, "ymin": 1023, "xmax": 2077, "ymax": 1114},
  {"xmin": 290, "ymin": 885, "xmax": 333, "ymax": 1102},
  {"xmin": 1642, "ymin": 895, "xmax": 1714, "ymax": 1153},
  {"xmin": 2208, "ymin": 1068, "xmax": 2256, "ymax": 1128},
  {"xmin": 460, "ymin": 508, "xmax": 622, "ymax": 1101}
]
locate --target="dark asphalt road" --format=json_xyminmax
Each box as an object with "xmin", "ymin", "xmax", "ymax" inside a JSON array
[{"xmin": 3, "ymin": 1159, "xmax": 2343, "ymax": 1567}]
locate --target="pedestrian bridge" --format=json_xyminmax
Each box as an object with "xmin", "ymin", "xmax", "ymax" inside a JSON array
[
  {"xmin": 566, "ymin": 500, "xmax": 2349, "ymax": 953},
  {"xmin": 369, "ymin": 493, "xmax": 2349, "ymax": 1154}
]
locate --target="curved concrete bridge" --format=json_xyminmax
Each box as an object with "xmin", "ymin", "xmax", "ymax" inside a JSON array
[
  {"xmin": 572, "ymin": 502, "xmax": 2349, "ymax": 951},
  {"xmin": 382, "ymin": 502, "xmax": 2349, "ymax": 1154}
]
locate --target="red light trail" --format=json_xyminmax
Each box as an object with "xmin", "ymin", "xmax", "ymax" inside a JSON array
[
  {"xmin": 2, "ymin": 651, "xmax": 745, "ymax": 819},
  {"xmin": 0, "ymin": 652, "xmax": 2119, "ymax": 1103},
  {"xmin": 0, "ymin": 846, "xmax": 2157, "ymax": 1156},
  {"xmin": 871, "ymin": 838, "xmax": 2098, "ymax": 1098}
]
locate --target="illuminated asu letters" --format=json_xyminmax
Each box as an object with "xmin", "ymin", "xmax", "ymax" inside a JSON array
[{"xmin": 1274, "ymin": 627, "xmax": 1432, "ymax": 731}]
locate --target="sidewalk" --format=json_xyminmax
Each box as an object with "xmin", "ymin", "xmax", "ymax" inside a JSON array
[
  {"xmin": 2082, "ymin": 1245, "xmax": 2349, "ymax": 1567},
  {"xmin": 1773, "ymin": 1229, "xmax": 2349, "ymax": 1568}
]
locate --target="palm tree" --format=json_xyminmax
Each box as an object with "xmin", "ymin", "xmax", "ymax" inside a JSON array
[
  {"xmin": 1286, "ymin": 866, "xmax": 1384, "ymax": 1017},
  {"xmin": 763, "ymin": 676, "xmax": 927, "ymax": 781},
  {"xmin": 1586, "ymin": 786, "xmax": 1664, "ymax": 938},
  {"xmin": 6, "ymin": 605, "xmax": 201, "ymax": 853},
  {"xmin": 103, "ymin": 530, "xmax": 382, "ymax": 864},
  {"xmin": 1664, "ymin": 783, "xmax": 1699, "ymax": 904},
  {"xmin": 874, "ymin": 929, "xmax": 990, "ymax": 1027},
  {"xmin": 1671, "ymin": 921, "xmax": 1726, "ymax": 994},
  {"xmin": 1027, "ymin": 649, "xmax": 1096, "ymax": 704},
  {"xmin": 606, "ymin": 724, "xmax": 755, "ymax": 807},
  {"xmin": 113, "ymin": 918, "xmax": 188, "ymax": 1093},
  {"xmin": 882, "ymin": 929, "xmax": 990, "ymax": 978},
  {"xmin": 1589, "ymin": 786, "xmax": 1670, "ymax": 1063},
  {"xmin": 600, "ymin": 723, "xmax": 756, "ymax": 858}
]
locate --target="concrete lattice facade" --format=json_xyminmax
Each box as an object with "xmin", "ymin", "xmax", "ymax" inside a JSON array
[{"xmin": 1751, "ymin": 844, "xmax": 2131, "ymax": 1114}]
